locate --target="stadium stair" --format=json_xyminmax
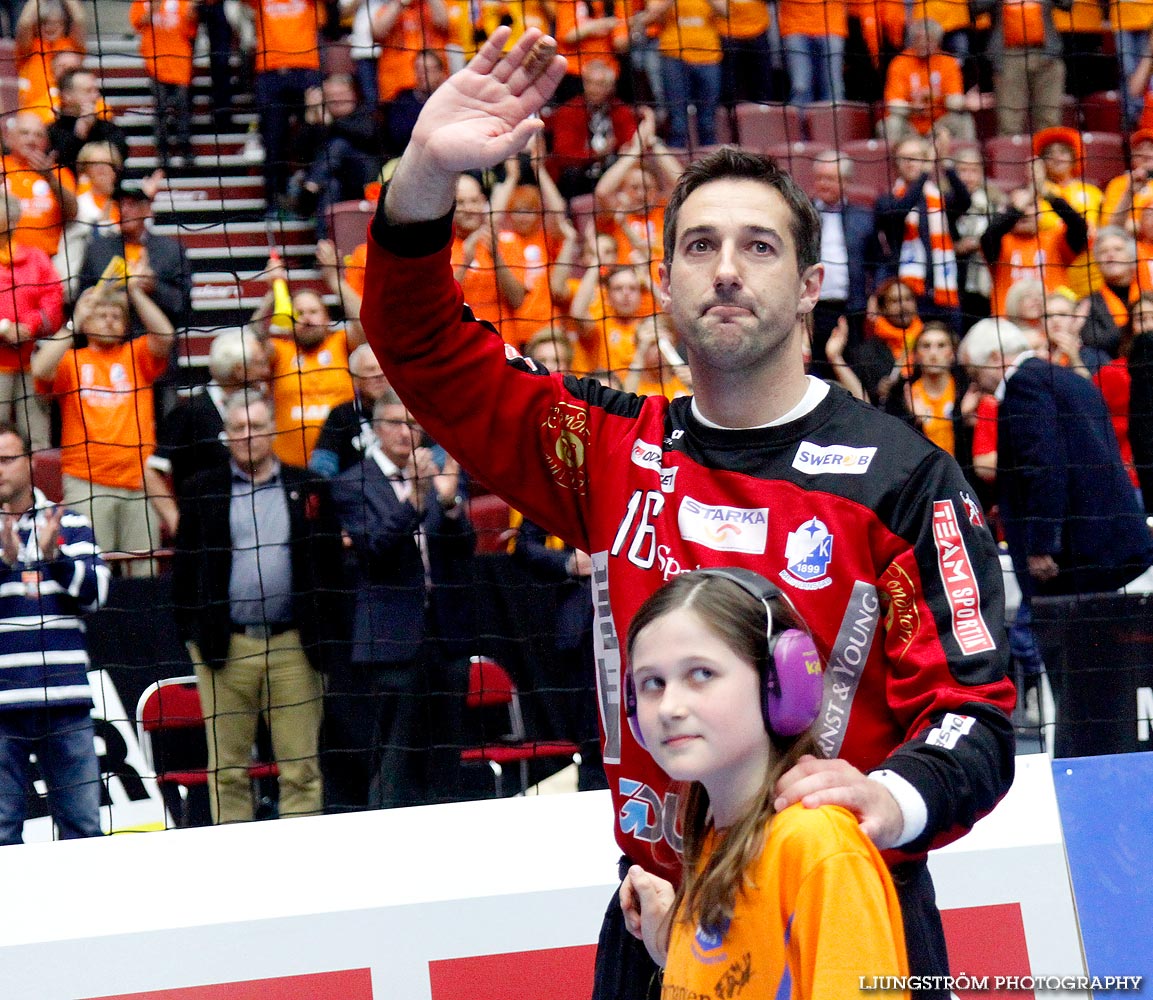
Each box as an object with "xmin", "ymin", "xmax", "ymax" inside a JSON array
[{"xmin": 86, "ymin": 35, "xmax": 335, "ymax": 371}]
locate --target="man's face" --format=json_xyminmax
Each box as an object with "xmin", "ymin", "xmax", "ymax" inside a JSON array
[
  {"xmin": 529, "ymin": 337, "xmax": 571, "ymax": 373},
  {"xmin": 1133, "ymin": 300, "xmax": 1153, "ymax": 337},
  {"xmin": 226, "ymin": 401, "xmax": 276, "ymax": 473},
  {"xmin": 880, "ymin": 282, "xmax": 918, "ymax": 328},
  {"xmin": 894, "ymin": 141, "xmax": 929, "ymax": 184},
  {"xmin": 607, "ymin": 269, "xmax": 641, "ymax": 318},
  {"xmin": 908, "ymin": 21, "xmax": 934, "ymax": 57},
  {"xmin": 373, "ymin": 403, "xmax": 420, "ymax": 467},
  {"xmin": 85, "ymin": 303, "xmax": 128, "ymax": 344},
  {"xmin": 0, "ymin": 432, "xmax": 32, "ymax": 509},
  {"xmin": 8, "ymin": 116, "xmax": 47, "ymax": 160},
  {"xmin": 1043, "ymin": 296, "xmax": 1075, "ymax": 339},
  {"xmin": 454, "ymin": 175, "xmax": 487, "ymax": 235},
  {"xmin": 119, "ymin": 199, "xmax": 152, "ymax": 243},
  {"xmin": 322, "ymin": 78, "xmax": 357, "ymax": 119},
  {"xmin": 581, "ymin": 60, "xmax": 617, "ymax": 105},
  {"xmin": 1096, "ymin": 235, "xmax": 1135, "ymax": 284},
  {"xmin": 63, "ymin": 71, "xmax": 100, "ymax": 114},
  {"xmin": 963, "ymin": 348, "xmax": 1007, "ymax": 396},
  {"xmin": 292, "ymin": 292, "xmax": 330, "ymax": 348},
  {"xmin": 618, "ymin": 168, "xmax": 651, "ymax": 213},
  {"xmin": 811, "ymin": 161, "xmax": 842, "ymax": 205},
  {"xmin": 351, "ymin": 353, "xmax": 389, "ymax": 404},
  {"xmin": 658, "ymin": 179, "xmax": 820, "ymax": 376},
  {"xmin": 954, "ymin": 157, "xmax": 983, "ymax": 192}
]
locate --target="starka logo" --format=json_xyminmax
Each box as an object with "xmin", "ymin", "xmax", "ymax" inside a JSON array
[
  {"xmin": 780, "ymin": 516, "xmax": 834, "ymax": 590},
  {"xmin": 677, "ymin": 497, "xmax": 769, "ymax": 554}
]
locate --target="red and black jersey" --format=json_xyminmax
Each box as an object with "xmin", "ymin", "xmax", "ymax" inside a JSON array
[{"xmin": 364, "ymin": 204, "xmax": 1016, "ymax": 883}]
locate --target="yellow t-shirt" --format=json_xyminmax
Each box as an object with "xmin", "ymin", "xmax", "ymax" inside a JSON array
[
  {"xmin": 663, "ymin": 805, "xmax": 909, "ymax": 1000},
  {"xmin": 269, "ymin": 331, "xmax": 353, "ymax": 466}
]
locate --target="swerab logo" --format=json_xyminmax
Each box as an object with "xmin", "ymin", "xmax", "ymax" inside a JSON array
[
  {"xmin": 677, "ymin": 497, "xmax": 769, "ymax": 554},
  {"xmin": 791, "ymin": 441, "xmax": 877, "ymax": 476}
]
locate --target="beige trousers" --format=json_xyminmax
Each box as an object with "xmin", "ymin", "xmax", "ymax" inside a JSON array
[{"xmin": 193, "ymin": 631, "xmax": 324, "ymax": 824}]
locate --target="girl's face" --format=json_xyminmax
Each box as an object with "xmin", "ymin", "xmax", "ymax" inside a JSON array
[
  {"xmin": 630, "ymin": 607, "xmax": 771, "ymax": 826},
  {"xmin": 915, "ymin": 329, "xmax": 954, "ymax": 372},
  {"xmin": 881, "ymin": 283, "xmax": 917, "ymax": 329}
]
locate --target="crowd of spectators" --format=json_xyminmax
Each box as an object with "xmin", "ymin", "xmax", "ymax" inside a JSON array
[{"xmin": 6, "ymin": 0, "xmax": 1153, "ymax": 830}]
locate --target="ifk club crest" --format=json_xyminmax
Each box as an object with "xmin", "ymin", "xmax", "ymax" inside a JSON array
[{"xmin": 780, "ymin": 517, "xmax": 834, "ymax": 590}]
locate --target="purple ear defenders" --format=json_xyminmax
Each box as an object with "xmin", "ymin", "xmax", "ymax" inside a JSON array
[{"xmin": 625, "ymin": 567, "xmax": 825, "ymax": 747}]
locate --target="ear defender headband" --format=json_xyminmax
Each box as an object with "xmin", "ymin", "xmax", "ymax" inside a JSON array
[{"xmin": 625, "ymin": 568, "xmax": 825, "ymax": 748}]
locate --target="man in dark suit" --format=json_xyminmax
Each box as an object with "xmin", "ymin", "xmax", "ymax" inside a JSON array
[
  {"xmin": 327, "ymin": 390, "xmax": 475, "ymax": 811},
  {"xmin": 960, "ymin": 318, "xmax": 1153, "ymax": 597},
  {"xmin": 172, "ymin": 388, "xmax": 346, "ymax": 824},
  {"xmin": 76, "ymin": 188, "xmax": 191, "ymax": 337},
  {"xmin": 809, "ymin": 150, "xmax": 877, "ymax": 377}
]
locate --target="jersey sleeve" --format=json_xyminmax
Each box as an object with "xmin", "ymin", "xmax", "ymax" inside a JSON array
[
  {"xmin": 876, "ymin": 447, "xmax": 1016, "ymax": 853},
  {"xmin": 361, "ymin": 192, "xmax": 645, "ymax": 552}
]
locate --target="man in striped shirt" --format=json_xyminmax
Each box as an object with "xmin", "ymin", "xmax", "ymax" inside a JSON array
[{"xmin": 0, "ymin": 424, "xmax": 110, "ymax": 845}]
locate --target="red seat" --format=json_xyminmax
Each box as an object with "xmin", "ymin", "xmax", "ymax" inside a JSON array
[
  {"xmin": 982, "ymin": 134, "xmax": 1033, "ymax": 190},
  {"xmin": 839, "ymin": 138, "xmax": 897, "ymax": 199},
  {"xmin": 325, "ymin": 199, "xmax": 373, "ymax": 261},
  {"xmin": 32, "ymin": 448, "xmax": 62, "ymax": 504},
  {"xmin": 1081, "ymin": 131, "xmax": 1127, "ymax": 189},
  {"xmin": 763, "ymin": 141, "xmax": 833, "ymax": 193},
  {"xmin": 734, "ymin": 102, "xmax": 805, "ymax": 151},
  {"xmin": 465, "ymin": 493, "xmax": 515, "ymax": 554},
  {"xmin": 1080, "ymin": 91, "xmax": 1123, "ymax": 135},
  {"xmin": 805, "ymin": 100, "xmax": 875, "ymax": 144},
  {"xmin": 460, "ymin": 657, "xmax": 581, "ymax": 796},
  {"xmin": 136, "ymin": 676, "xmax": 278, "ymax": 827}
]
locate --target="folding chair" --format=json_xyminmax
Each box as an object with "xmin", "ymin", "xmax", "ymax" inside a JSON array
[
  {"xmin": 459, "ymin": 657, "xmax": 581, "ymax": 797},
  {"xmin": 136, "ymin": 676, "xmax": 279, "ymax": 827}
]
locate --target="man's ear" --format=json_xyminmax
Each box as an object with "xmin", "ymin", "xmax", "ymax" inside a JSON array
[
  {"xmin": 657, "ymin": 260, "xmax": 672, "ymax": 312},
  {"xmin": 797, "ymin": 263, "xmax": 824, "ymax": 317}
]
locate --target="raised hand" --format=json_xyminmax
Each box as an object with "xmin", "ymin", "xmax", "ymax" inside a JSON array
[
  {"xmin": 35, "ymin": 506, "xmax": 64, "ymax": 561},
  {"xmin": 387, "ymin": 27, "xmax": 567, "ymax": 225}
]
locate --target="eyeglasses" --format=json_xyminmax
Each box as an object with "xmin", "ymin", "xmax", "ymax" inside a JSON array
[{"xmin": 374, "ymin": 418, "xmax": 420, "ymax": 431}]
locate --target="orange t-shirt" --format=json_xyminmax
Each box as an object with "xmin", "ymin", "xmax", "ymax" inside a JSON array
[
  {"xmin": 777, "ymin": 0, "xmax": 847, "ymax": 38},
  {"xmin": 849, "ymin": 0, "xmax": 904, "ymax": 56},
  {"xmin": 1137, "ymin": 238, "xmax": 1153, "ymax": 291},
  {"xmin": 130, "ymin": 0, "xmax": 199, "ymax": 85},
  {"xmin": 269, "ymin": 331, "xmax": 354, "ymax": 466},
  {"xmin": 452, "ymin": 232, "xmax": 515, "ymax": 330},
  {"xmin": 634, "ymin": 369, "xmax": 690, "ymax": 399},
  {"xmin": 1002, "ymin": 0, "xmax": 1046, "ymax": 48},
  {"xmin": 611, "ymin": 205, "xmax": 665, "ymax": 288},
  {"xmin": 1054, "ymin": 0, "xmax": 1105, "ymax": 32},
  {"xmin": 655, "ymin": 0, "xmax": 722, "ymax": 63},
  {"xmin": 554, "ymin": 0, "xmax": 628, "ymax": 74},
  {"xmin": 2, "ymin": 155, "xmax": 77, "ymax": 255},
  {"xmin": 46, "ymin": 338, "xmax": 168, "ymax": 490},
  {"xmin": 374, "ymin": 1, "xmax": 449, "ymax": 101},
  {"xmin": 910, "ymin": 0, "xmax": 970, "ymax": 32},
  {"xmin": 909, "ymin": 377, "xmax": 957, "ymax": 456},
  {"xmin": 16, "ymin": 36, "xmax": 84, "ymax": 124},
  {"xmin": 1110, "ymin": 0, "xmax": 1153, "ymax": 32},
  {"xmin": 573, "ymin": 307, "xmax": 640, "ymax": 375},
  {"xmin": 989, "ymin": 228, "xmax": 1078, "ymax": 316},
  {"xmin": 719, "ymin": 0, "xmax": 769, "ymax": 40},
  {"xmin": 884, "ymin": 51, "xmax": 963, "ymax": 135},
  {"xmin": 497, "ymin": 228, "xmax": 558, "ymax": 349},
  {"xmin": 250, "ymin": 0, "xmax": 321, "ymax": 74}
]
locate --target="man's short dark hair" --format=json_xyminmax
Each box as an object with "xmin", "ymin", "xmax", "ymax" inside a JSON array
[
  {"xmin": 662, "ymin": 147, "xmax": 821, "ymax": 273},
  {"xmin": 57, "ymin": 66, "xmax": 95, "ymax": 97},
  {"xmin": 0, "ymin": 422, "xmax": 31, "ymax": 454}
]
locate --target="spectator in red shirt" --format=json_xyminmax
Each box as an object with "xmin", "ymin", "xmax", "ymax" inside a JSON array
[{"xmin": 546, "ymin": 58, "xmax": 639, "ymax": 199}]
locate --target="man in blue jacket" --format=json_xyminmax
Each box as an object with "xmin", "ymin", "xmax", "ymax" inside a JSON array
[
  {"xmin": 0, "ymin": 425, "xmax": 111, "ymax": 845},
  {"xmin": 960, "ymin": 318, "xmax": 1153, "ymax": 596}
]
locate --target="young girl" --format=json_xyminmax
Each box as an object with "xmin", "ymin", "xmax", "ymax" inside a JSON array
[{"xmin": 620, "ymin": 569, "xmax": 909, "ymax": 999}]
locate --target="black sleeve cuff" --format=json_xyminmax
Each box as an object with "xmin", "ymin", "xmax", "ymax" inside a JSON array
[{"xmin": 371, "ymin": 181, "xmax": 455, "ymax": 258}]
